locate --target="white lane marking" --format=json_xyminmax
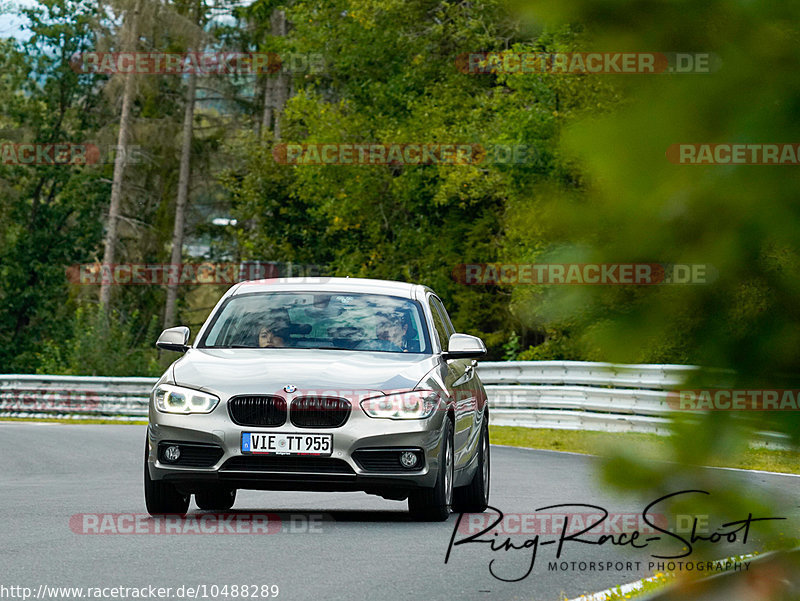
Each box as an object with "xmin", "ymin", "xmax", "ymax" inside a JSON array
[
  {"xmin": 563, "ymin": 572, "xmax": 665, "ymax": 601},
  {"xmin": 698, "ymin": 465, "xmax": 800, "ymax": 478},
  {"xmin": 491, "ymin": 444, "xmax": 800, "ymax": 478},
  {"xmin": 491, "ymin": 443, "xmax": 598, "ymax": 458},
  {"xmin": 564, "ymin": 553, "xmax": 761, "ymax": 601}
]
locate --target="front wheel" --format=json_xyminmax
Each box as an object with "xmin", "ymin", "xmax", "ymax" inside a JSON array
[
  {"xmin": 144, "ymin": 439, "xmax": 189, "ymax": 516},
  {"xmin": 453, "ymin": 419, "xmax": 490, "ymax": 513},
  {"xmin": 408, "ymin": 419, "xmax": 454, "ymax": 521}
]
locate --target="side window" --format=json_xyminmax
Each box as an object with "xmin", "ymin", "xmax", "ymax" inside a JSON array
[
  {"xmin": 428, "ymin": 296, "xmax": 449, "ymax": 351},
  {"xmin": 432, "ymin": 297, "xmax": 455, "ymax": 339}
]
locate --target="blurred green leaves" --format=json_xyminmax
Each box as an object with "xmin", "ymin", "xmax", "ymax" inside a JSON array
[{"xmin": 506, "ymin": 0, "xmax": 800, "ymax": 561}]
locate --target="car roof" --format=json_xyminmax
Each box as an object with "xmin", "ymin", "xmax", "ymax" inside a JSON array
[{"xmin": 228, "ymin": 277, "xmax": 433, "ymax": 300}]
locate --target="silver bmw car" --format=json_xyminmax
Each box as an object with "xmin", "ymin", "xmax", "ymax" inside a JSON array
[{"xmin": 145, "ymin": 277, "xmax": 490, "ymax": 521}]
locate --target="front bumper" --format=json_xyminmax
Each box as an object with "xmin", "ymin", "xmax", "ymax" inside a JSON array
[{"xmin": 146, "ymin": 402, "xmax": 447, "ymax": 498}]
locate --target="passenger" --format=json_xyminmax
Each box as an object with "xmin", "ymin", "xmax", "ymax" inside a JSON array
[{"xmin": 375, "ymin": 311, "xmax": 410, "ymax": 352}]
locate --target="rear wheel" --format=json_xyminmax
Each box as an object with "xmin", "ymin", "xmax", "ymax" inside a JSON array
[
  {"xmin": 453, "ymin": 419, "xmax": 490, "ymax": 513},
  {"xmin": 195, "ymin": 488, "xmax": 236, "ymax": 511},
  {"xmin": 408, "ymin": 419, "xmax": 454, "ymax": 521},
  {"xmin": 144, "ymin": 439, "xmax": 189, "ymax": 516}
]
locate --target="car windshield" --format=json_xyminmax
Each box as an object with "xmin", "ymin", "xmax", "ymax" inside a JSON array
[{"xmin": 200, "ymin": 292, "xmax": 431, "ymax": 353}]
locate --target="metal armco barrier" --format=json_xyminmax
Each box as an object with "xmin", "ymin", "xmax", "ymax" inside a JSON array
[
  {"xmin": 480, "ymin": 361, "xmax": 696, "ymax": 434},
  {"xmin": 0, "ymin": 374, "xmax": 157, "ymax": 421},
  {"xmin": 0, "ymin": 361, "xmax": 697, "ymax": 432}
]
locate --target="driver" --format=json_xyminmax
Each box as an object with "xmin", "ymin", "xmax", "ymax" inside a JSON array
[
  {"xmin": 257, "ymin": 324, "xmax": 285, "ymax": 348},
  {"xmin": 256, "ymin": 310, "xmax": 290, "ymax": 347}
]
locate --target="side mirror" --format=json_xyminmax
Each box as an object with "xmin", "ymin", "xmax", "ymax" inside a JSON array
[
  {"xmin": 443, "ymin": 333, "xmax": 487, "ymax": 359},
  {"xmin": 156, "ymin": 326, "xmax": 191, "ymax": 353}
]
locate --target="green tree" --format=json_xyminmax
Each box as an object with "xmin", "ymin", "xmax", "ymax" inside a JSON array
[
  {"xmin": 0, "ymin": 0, "xmax": 110, "ymax": 372},
  {"xmin": 220, "ymin": 0, "xmax": 612, "ymax": 355}
]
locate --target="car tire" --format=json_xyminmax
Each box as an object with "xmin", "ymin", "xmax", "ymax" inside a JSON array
[
  {"xmin": 144, "ymin": 439, "xmax": 190, "ymax": 516},
  {"xmin": 195, "ymin": 488, "xmax": 237, "ymax": 511},
  {"xmin": 408, "ymin": 418, "xmax": 454, "ymax": 521},
  {"xmin": 453, "ymin": 418, "xmax": 490, "ymax": 513}
]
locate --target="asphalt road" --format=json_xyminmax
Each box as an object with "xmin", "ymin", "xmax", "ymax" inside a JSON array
[{"xmin": 1, "ymin": 423, "xmax": 798, "ymax": 601}]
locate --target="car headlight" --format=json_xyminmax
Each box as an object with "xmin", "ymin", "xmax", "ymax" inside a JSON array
[
  {"xmin": 154, "ymin": 384, "xmax": 219, "ymax": 414},
  {"xmin": 360, "ymin": 390, "xmax": 439, "ymax": 419}
]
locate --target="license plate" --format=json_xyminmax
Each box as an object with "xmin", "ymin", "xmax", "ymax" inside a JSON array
[{"xmin": 241, "ymin": 432, "xmax": 333, "ymax": 456}]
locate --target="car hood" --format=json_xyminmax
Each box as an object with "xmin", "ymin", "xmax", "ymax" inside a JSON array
[{"xmin": 171, "ymin": 348, "xmax": 439, "ymax": 398}]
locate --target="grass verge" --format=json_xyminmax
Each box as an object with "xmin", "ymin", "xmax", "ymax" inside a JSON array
[{"xmin": 490, "ymin": 426, "xmax": 800, "ymax": 475}]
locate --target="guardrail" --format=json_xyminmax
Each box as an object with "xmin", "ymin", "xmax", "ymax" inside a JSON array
[
  {"xmin": 480, "ymin": 361, "xmax": 697, "ymax": 434},
  {"xmin": 0, "ymin": 374, "xmax": 157, "ymax": 421},
  {"xmin": 0, "ymin": 361, "xmax": 697, "ymax": 433}
]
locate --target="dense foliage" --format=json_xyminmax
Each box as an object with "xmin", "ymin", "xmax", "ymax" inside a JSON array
[{"xmin": 1, "ymin": 0, "xmax": 615, "ymax": 373}]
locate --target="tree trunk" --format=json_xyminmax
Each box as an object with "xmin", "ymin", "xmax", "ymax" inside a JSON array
[
  {"xmin": 270, "ymin": 9, "xmax": 288, "ymax": 140},
  {"xmin": 273, "ymin": 71, "xmax": 287, "ymax": 140},
  {"xmin": 255, "ymin": 73, "xmax": 266, "ymax": 138},
  {"xmin": 260, "ymin": 74, "xmax": 274, "ymax": 138},
  {"xmin": 99, "ymin": 0, "xmax": 142, "ymax": 310},
  {"xmin": 163, "ymin": 66, "xmax": 197, "ymax": 328}
]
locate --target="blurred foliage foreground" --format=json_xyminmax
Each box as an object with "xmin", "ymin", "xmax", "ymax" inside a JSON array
[{"xmin": 508, "ymin": 0, "xmax": 800, "ymax": 597}]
